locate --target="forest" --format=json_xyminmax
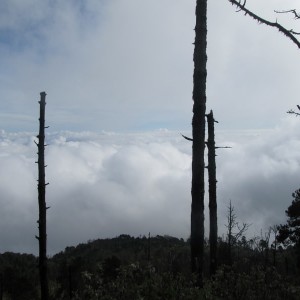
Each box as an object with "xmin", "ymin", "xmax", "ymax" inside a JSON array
[{"xmin": 1, "ymin": 227, "xmax": 300, "ymax": 299}]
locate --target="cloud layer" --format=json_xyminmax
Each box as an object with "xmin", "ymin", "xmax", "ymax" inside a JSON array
[{"xmin": 0, "ymin": 118, "xmax": 300, "ymax": 255}]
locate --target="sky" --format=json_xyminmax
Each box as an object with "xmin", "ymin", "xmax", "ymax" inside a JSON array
[{"xmin": 1, "ymin": 0, "xmax": 300, "ymax": 255}]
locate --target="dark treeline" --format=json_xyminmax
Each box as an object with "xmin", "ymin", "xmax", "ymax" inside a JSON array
[{"xmin": 0, "ymin": 233, "xmax": 299, "ymax": 299}]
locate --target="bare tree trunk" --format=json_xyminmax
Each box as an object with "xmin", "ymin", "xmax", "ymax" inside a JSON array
[
  {"xmin": 206, "ymin": 110, "xmax": 217, "ymax": 276},
  {"xmin": 36, "ymin": 91, "xmax": 49, "ymax": 300},
  {"xmin": 227, "ymin": 201, "xmax": 234, "ymax": 266},
  {"xmin": 147, "ymin": 232, "xmax": 151, "ymax": 263},
  {"xmin": 271, "ymin": 225, "xmax": 278, "ymax": 267},
  {"xmin": 191, "ymin": 0, "xmax": 207, "ymax": 286}
]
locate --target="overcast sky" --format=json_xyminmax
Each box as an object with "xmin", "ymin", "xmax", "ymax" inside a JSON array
[{"xmin": 1, "ymin": 0, "xmax": 300, "ymax": 255}]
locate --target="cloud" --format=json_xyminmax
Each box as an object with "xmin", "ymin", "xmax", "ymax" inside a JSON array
[
  {"xmin": 0, "ymin": 132, "xmax": 37, "ymax": 253},
  {"xmin": 216, "ymin": 117, "xmax": 300, "ymax": 236},
  {"xmin": 0, "ymin": 0, "xmax": 194, "ymax": 132},
  {"xmin": 0, "ymin": 130, "xmax": 193, "ymax": 254},
  {"xmin": 45, "ymin": 131, "xmax": 192, "ymax": 254},
  {"xmin": 207, "ymin": 0, "xmax": 300, "ymax": 130},
  {"xmin": 1, "ymin": 0, "xmax": 300, "ymax": 132},
  {"xmin": 1, "ymin": 119, "xmax": 300, "ymax": 254}
]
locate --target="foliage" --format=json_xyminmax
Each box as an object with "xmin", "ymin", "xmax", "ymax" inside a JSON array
[
  {"xmin": 277, "ymin": 189, "xmax": 300, "ymax": 246},
  {"xmin": 73, "ymin": 263, "xmax": 203, "ymax": 300},
  {"xmin": 0, "ymin": 252, "xmax": 39, "ymax": 300},
  {"xmin": 1, "ymin": 234, "xmax": 300, "ymax": 299},
  {"xmin": 68, "ymin": 261, "xmax": 300, "ymax": 300},
  {"xmin": 203, "ymin": 264, "xmax": 300, "ymax": 300}
]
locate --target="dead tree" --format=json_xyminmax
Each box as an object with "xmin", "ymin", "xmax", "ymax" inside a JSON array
[
  {"xmin": 35, "ymin": 91, "xmax": 49, "ymax": 300},
  {"xmin": 206, "ymin": 110, "xmax": 218, "ymax": 276},
  {"xmin": 147, "ymin": 232, "xmax": 151, "ymax": 263},
  {"xmin": 271, "ymin": 225, "xmax": 278, "ymax": 267},
  {"xmin": 191, "ymin": 0, "xmax": 207, "ymax": 286},
  {"xmin": 225, "ymin": 201, "xmax": 250, "ymax": 266},
  {"xmin": 226, "ymin": 201, "xmax": 237, "ymax": 266}
]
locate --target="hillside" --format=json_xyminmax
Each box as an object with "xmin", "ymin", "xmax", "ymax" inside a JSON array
[{"xmin": 0, "ymin": 234, "xmax": 299, "ymax": 299}]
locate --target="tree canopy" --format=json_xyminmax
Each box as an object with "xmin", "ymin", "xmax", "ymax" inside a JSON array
[{"xmin": 277, "ymin": 189, "xmax": 300, "ymax": 246}]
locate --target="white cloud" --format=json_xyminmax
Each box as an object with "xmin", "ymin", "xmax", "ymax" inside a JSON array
[
  {"xmin": 0, "ymin": 0, "xmax": 195, "ymax": 131},
  {"xmin": 215, "ymin": 117, "xmax": 300, "ymax": 236},
  {"xmin": 0, "ymin": 130, "xmax": 192, "ymax": 254},
  {"xmin": 2, "ymin": 0, "xmax": 300, "ymax": 132},
  {"xmin": 0, "ymin": 120, "xmax": 300, "ymax": 254}
]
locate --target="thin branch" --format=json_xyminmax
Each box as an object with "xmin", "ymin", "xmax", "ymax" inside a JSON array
[
  {"xmin": 290, "ymin": 30, "xmax": 300, "ymax": 36},
  {"xmin": 228, "ymin": 0, "xmax": 300, "ymax": 49},
  {"xmin": 181, "ymin": 133, "xmax": 193, "ymax": 141},
  {"xmin": 287, "ymin": 105, "xmax": 300, "ymax": 116},
  {"xmin": 235, "ymin": 222, "xmax": 251, "ymax": 240},
  {"xmin": 287, "ymin": 109, "xmax": 300, "ymax": 116},
  {"xmin": 215, "ymin": 146, "xmax": 232, "ymax": 149},
  {"xmin": 205, "ymin": 113, "xmax": 219, "ymax": 123},
  {"xmin": 275, "ymin": 9, "xmax": 300, "ymax": 20},
  {"xmin": 235, "ymin": 0, "xmax": 246, "ymax": 13}
]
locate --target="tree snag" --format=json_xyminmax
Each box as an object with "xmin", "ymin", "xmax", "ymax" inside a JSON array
[
  {"xmin": 36, "ymin": 91, "xmax": 49, "ymax": 300},
  {"xmin": 191, "ymin": 0, "xmax": 207, "ymax": 286},
  {"xmin": 206, "ymin": 110, "xmax": 218, "ymax": 276}
]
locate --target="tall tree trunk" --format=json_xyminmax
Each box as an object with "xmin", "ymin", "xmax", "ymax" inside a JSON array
[
  {"xmin": 36, "ymin": 91, "xmax": 49, "ymax": 300},
  {"xmin": 191, "ymin": 0, "xmax": 207, "ymax": 285},
  {"xmin": 206, "ymin": 110, "xmax": 218, "ymax": 277}
]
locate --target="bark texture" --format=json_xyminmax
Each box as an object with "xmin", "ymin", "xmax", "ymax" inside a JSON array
[
  {"xmin": 191, "ymin": 0, "xmax": 207, "ymax": 285},
  {"xmin": 36, "ymin": 92, "xmax": 49, "ymax": 300}
]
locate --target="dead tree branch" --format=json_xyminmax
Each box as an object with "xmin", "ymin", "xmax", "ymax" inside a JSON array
[
  {"xmin": 215, "ymin": 146, "xmax": 232, "ymax": 149},
  {"xmin": 181, "ymin": 133, "xmax": 193, "ymax": 141},
  {"xmin": 287, "ymin": 105, "xmax": 300, "ymax": 116},
  {"xmin": 287, "ymin": 110, "xmax": 300, "ymax": 116},
  {"xmin": 228, "ymin": 0, "xmax": 300, "ymax": 49},
  {"xmin": 275, "ymin": 9, "xmax": 300, "ymax": 20}
]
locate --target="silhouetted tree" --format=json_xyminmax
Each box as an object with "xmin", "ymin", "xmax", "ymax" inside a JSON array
[
  {"xmin": 225, "ymin": 201, "xmax": 250, "ymax": 266},
  {"xmin": 226, "ymin": 201, "xmax": 235, "ymax": 266},
  {"xmin": 190, "ymin": 0, "xmax": 207, "ymax": 286},
  {"xmin": 255, "ymin": 228, "xmax": 272, "ymax": 270},
  {"xmin": 147, "ymin": 232, "xmax": 151, "ymax": 263},
  {"xmin": 277, "ymin": 189, "xmax": 300, "ymax": 269},
  {"xmin": 270, "ymin": 225, "xmax": 278, "ymax": 267},
  {"xmin": 206, "ymin": 110, "xmax": 218, "ymax": 276},
  {"xmin": 35, "ymin": 92, "xmax": 49, "ymax": 300}
]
